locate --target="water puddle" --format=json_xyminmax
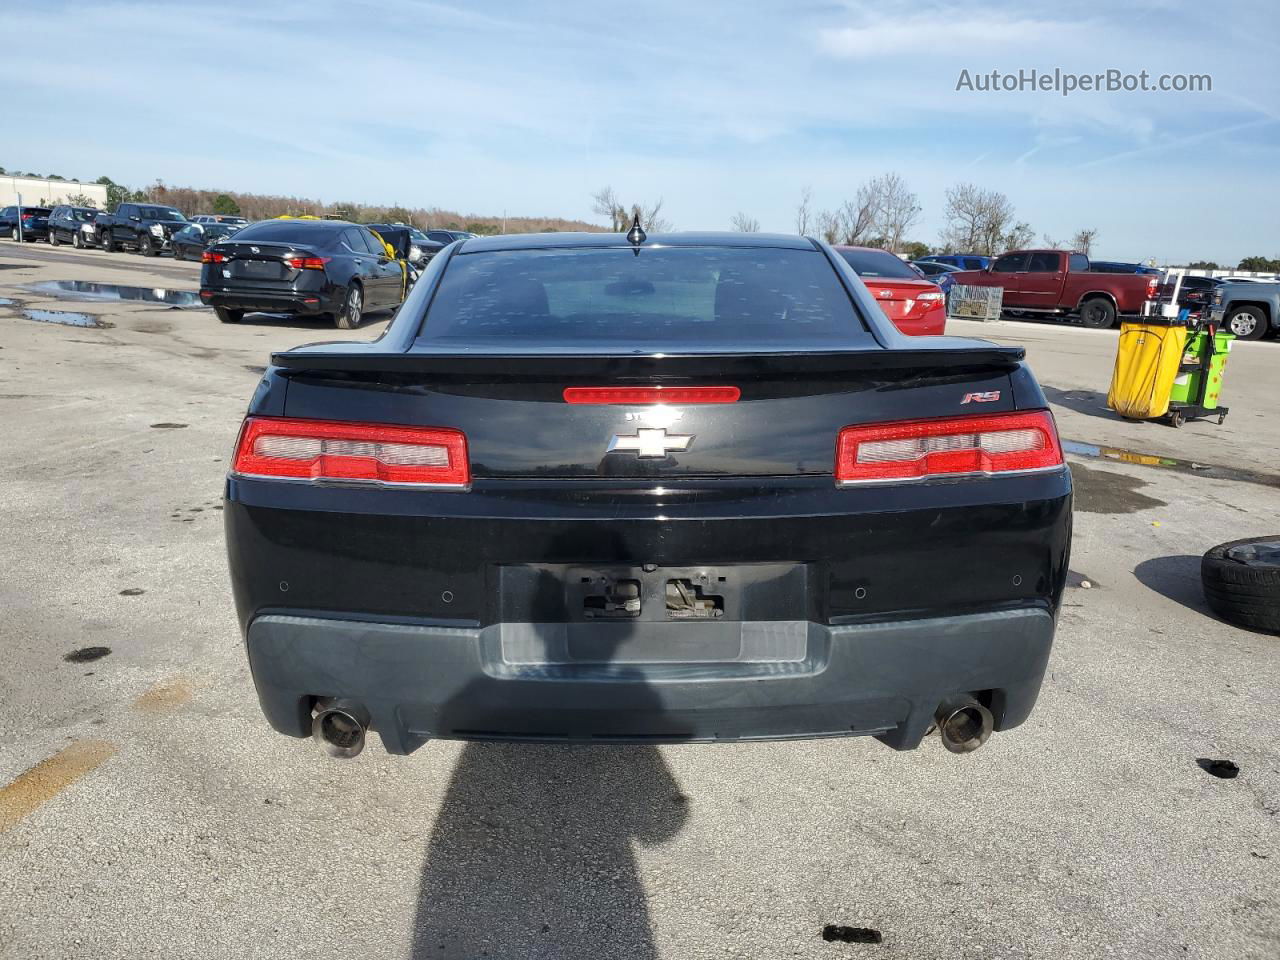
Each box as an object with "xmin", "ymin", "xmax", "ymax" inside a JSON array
[
  {"xmin": 0, "ymin": 297, "xmax": 15, "ymax": 306},
  {"xmin": 24, "ymin": 308, "xmax": 112, "ymax": 328},
  {"xmin": 23, "ymin": 280, "xmax": 204, "ymax": 309},
  {"xmin": 1063, "ymin": 439, "xmax": 1280, "ymax": 489}
]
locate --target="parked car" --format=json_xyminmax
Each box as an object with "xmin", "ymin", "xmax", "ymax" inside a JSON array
[
  {"xmin": 192, "ymin": 215, "xmax": 248, "ymax": 225},
  {"xmin": 1208, "ymin": 280, "xmax": 1280, "ymax": 340},
  {"xmin": 919, "ymin": 253, "xmax": 990, "ymax": 271},
  {"xmin": 425, "ymin": 228, "xmax": 477, "ymax": 244},
  {"xmin": 834, "ymin": 245, "xmax": 947, "ymax": 335},
  {"xmin": 199, "ymin": 218, "xmax": 406, "ymax": 327},
  {"xmin": 1159, "ymin": 274, "xmax": 1220, "ymax": 311},
  {"xmin": 366, "ymin": 222, "xmax": 444, "ymax": 266},
  {"xmin": 171, "ymin": 221, "xmax": 243, "ymax": 261},
  {"xmin": 0, "ymin": 205, "xmax": 51, "ymax": 241},
  {"xmin": 95, "ymin": 202, "xmax": 190, "ymax": 256},
  {"xmin": 949, "ymin": 250, "xmax": 1159, "ymax": 328},
  {"xmin": 224, "ymin": 230, "xmax": 1071, "ymax": 758},
  {"xmin": 46, "ymin": 205, "xmax": 101, "ymax": 247},
  {"xmin": 1090, "ymin": 260, "xmax": 1161, "ymax": 275},
  {"xmin": 911, "ymin": 259, "xmax": 964, "ymax": 297}
]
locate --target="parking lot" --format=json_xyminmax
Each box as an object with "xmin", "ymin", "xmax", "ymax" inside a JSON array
[{"xmin": 1, "ymin": 243, "xmax": 1276, "ymax": 959}]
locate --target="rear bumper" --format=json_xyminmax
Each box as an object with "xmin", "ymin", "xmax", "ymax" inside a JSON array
[
  {"xmin": 200, "ymin": 288, "xmax": 333, "ymax": 314},
  {"xmin": 246, "ymin": 607, "xmax": 1055, "ymax": 753}
]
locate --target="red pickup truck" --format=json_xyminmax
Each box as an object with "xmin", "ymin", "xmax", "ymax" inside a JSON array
[{"xmin": 949, "ymin": 250, "xmax": 1159, "ymax": 328}]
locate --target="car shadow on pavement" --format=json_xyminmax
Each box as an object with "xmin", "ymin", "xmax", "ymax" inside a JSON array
[
  {"xmin": 1041, "ymin": 385, "xmax": 1118, "ymax": 422},
  {"xmin": 1132, "ymin": 554, "xmax": 1212, "ymax": 615},
  {"xmin": 409, "ymin": 741, "xmax": 686, "ymax": 959}
]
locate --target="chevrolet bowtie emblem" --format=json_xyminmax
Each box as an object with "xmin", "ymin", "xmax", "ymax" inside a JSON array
[{"xmin": 607, "ymin": 428, "xmax": 693, "ymax": 459}]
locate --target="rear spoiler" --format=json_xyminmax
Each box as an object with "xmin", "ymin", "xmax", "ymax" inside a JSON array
[{"xmin": 270, "ymin": 342, "xmax": 1026, "ymax": 379}]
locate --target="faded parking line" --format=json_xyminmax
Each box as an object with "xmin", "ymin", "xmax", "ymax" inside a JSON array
[{"xmin": 0, "ymin": 740, "xmax": 117, "ymax": 833}]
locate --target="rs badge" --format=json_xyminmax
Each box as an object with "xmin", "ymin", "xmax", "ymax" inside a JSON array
[{"xmin": 961, "ymin": 391, "xmax": 1001, "ymax": 404}]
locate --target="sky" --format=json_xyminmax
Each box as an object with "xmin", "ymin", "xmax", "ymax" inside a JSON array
[{"xmin": 3, "ymin": 0, "xmax": 1278, "ymax": 264}]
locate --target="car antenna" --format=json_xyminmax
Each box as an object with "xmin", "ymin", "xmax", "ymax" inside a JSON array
[{"xmin": 626, "ymin": 213, "xmax": 646, "ymax": 255}]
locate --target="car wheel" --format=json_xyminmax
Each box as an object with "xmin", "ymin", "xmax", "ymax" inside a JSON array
[
  {"xmin": 214, "ymin": 306, "xmax": 244, "ymax": 324},
  {"xmin": 49, "ymin": 230, "xmax": 60, "ymax": 247},
  {"xmin": 139, "ymin": 233, "xmax": 156, "ymax": 257},
  {"xmin": 1079, "ymin": 298, "xmax": 1117, "ymax": 329},
  {"xmin": 1225, "ymin": 305, "xmax": 1266, "ymax": 341},
  {"xmin": 100, "ymin": 231, "xmax": 114, "ymax": 252},
  {"xmin": 1202, "ymin": 537, "xmax": 1280, "ymax": 634},
  {"xmin": 334, "ymin": 283, "xmax": 363, "ymax": 329},
  {"xmin": 72, "ymin": 230, "xmax": 85, "ymax": 249}
]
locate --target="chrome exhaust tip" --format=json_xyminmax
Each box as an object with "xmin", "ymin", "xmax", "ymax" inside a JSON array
[
  {"xmin": 935, "ymin": 696, "xmax": 994, "ymax": 754},
  {"xmin": 312, "ymin": 699, "xmax": 371, "ymax": 759}
]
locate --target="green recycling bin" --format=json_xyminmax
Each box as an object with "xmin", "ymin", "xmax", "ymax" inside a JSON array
[{"xmin": 1169, "ymin": 328, "xmax": 1233, "ymax": 409}]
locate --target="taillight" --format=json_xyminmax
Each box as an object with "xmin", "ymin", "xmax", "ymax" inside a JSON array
[
  {"xmin": 284, "ymin": 256, "xmax": 330, "ymax": 270},
  {"xmin": 232, "ymin": 417, "xmax": 469, "ymax": 488},
  {"xmin": 563, "ymin": 386, "xmax": 740, "ymax": 404},
  {"xmin": 1146, "ymin": 276, "xmax": 1159, "ymax": 296},
  {"xmin": 916, "ymin": 292, "xmax": 944, "ymax": 302},
  {"xmin": 835, "ymin": 411, "xmax": 1063, "ymax": 485},
  {"xmin": 202, "ymin": 251, "xmax": 228, "ymax": 263},
  {"xmin": 21, "ymin": 215, "xmax": 34, "ymax": 223}
]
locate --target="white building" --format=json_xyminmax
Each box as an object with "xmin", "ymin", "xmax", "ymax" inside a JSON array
[{"xmin": 1, "ymin": 175, "xmax": 110, "ymax": 209}]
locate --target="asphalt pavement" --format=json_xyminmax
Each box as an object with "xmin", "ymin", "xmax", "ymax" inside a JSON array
[{"xmin": 1, "ymin": 241, "xmax": 1276, "ymax": 960}]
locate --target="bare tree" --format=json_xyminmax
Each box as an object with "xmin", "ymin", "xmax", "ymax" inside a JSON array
[
  {"xmin": 1041, "ymin": 232, "xmax": 1063, "ymax": 249},
  {"xmin": 592, "ymin": 186, "xmax": 626, "ymax": 231},
  {"xmin": 634, "ymin": 198, "xmax": 672, "ymax": 232},
  {"xmin": 867, "ymin": 173, "xmax": 921, "ymax": 254},
  {"xmin": 730, "ymin": 212, "xmax": 761, "ymax": 233},
  {"xmin": 1002, "ymin": 221, "xmax": 1035, "ymax": 252},
  {"xmin": 815, "ymin": 209, "xmax": 841, "ymax": 245},
  {"xmin": 940, "ymin": 183, "xmax": 1018, "ymax": 256},
  {"xmin": 837, "ymin": 185, "xmax": 878, "ymax": 245},
  {"xmin": 795, "ymin": 186, "xmax": 812, "ymax": 235},
  {"xmin": 1070, "ymin": 228, "xmax": 1099, "ymax": 256}
]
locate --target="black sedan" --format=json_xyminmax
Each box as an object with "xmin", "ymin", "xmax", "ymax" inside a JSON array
[
  {"xmin": 199, "ymin": 219, "xmax": 406, "ymax": 327},
  {"xmin": 224, "ymin": 230, "xmax": 1072, "ymax": 759},
  {"xmin": 46, "ymin": 205, "xmax": 101, "ymax": 247},
  {"xmin": 171, "ymin": 221, "xmax": 242, "ymax": 261}
]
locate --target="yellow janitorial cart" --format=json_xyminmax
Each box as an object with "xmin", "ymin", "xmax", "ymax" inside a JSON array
[{"xmin": 1107, "ymin": 273, "xmax": 1232, "ymax": 428}]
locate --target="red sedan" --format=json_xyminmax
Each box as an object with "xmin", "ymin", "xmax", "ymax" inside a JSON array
[{"xmin": 835, "ymin": 245, "xmax": 947, "ymax": 336}]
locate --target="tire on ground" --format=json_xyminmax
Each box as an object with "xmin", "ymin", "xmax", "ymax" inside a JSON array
[
  {"xmin": 1225, "ymin": 305, "xmax": 1267, "ymax": 341},
  {"xmin": 214, "ymin": 306, "xmax": 244, "ymax": 324},
  {"xmin": 1201, "ymin": 537, "xmax": 1280, "ymax": 633}
]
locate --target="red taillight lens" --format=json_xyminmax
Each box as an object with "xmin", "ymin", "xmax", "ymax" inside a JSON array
[
  {"xmin": 284, "ymin": 256, "xmax": 330, "ymax": 270},
  {"xmin": 202, "ymin": 251, "xmax": 228, "ymax": 263},
  {"xmin": 21, "ymin": 215, "xmax": 34, "ymax": 223},
  {"xmin": 835, "ymin": 411, "xmax": 1063, "ymax": 485},
  {"xmin": 232, "ymin": 417, "xmax": 470, "ymax": 487},
  {"xmin": 563, "ymin": 386, "xmax": 740, "ymax": 405}
]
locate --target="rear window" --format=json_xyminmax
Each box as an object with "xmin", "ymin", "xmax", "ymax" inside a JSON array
[
  {"xmin": 418, "ymin": 246, "xmax": 870, "ymax": 349},
  {"xmin": 232, "ymin": 221, "xmax": 342, "ymax": 244},
  {"xmin": 140, "ymin": 206, "xmax": 185, "ymax": 221},
  {"xmin": 837, "ymin": 248, "xmax": 921, "ymax": 280}
]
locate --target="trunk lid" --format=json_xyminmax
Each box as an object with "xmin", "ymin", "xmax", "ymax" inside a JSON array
[
  {"xmin": 212, "ymin": 241, "xmax": 320, "ymax": 284},
  {"xmin": 274, "ymin": 345, "xmax": 1023, "ymax": 480}
]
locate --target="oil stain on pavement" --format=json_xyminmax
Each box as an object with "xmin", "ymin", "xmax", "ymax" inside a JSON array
[
  {"xmin": 63, "ymin": 646, "xmax": 111, "ymax": 663},
  {"xmin": 0, "ymin": 740, "xmax": 117, "ymax": 833}
]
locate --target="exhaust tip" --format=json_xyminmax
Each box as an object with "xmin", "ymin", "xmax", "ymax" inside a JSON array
[
  {"xmin": 935, "ymin": 696, "xmax": 994, "ymax": 754},
  {"xmin": 312, "ymin": 700, "xmax": 370, "ymax": 759}
]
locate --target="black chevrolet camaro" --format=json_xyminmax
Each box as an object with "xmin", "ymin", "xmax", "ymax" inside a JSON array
[{"xmin": 224, "ymin": 231, "xmax": 1072, "ymax": 758}]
